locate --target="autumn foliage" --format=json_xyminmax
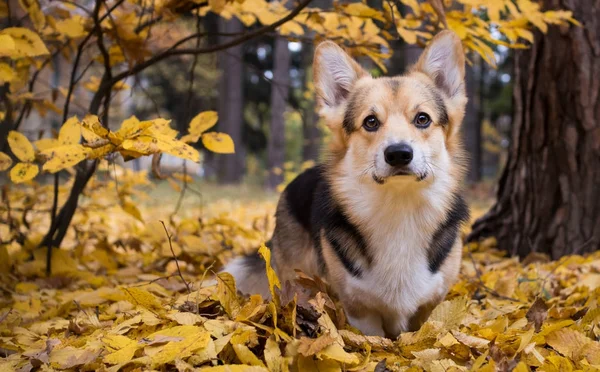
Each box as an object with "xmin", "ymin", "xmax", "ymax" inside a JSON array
[
  {"xmin": 2, "ymin": 197, "xmax": 600, "ymax": 370},
  {"xmin": 0, "ymin": 0, "xmax": 593, "ymax": 371}
]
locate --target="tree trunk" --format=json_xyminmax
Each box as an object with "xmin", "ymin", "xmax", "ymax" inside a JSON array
[
  {"xmin": 266, "ymin": 36, "xmax": 290, "ymax": 189},
  {"xmin": 468, "ymin": 0, "xmax": 600, "ymax": 258},
  {"xmin": 301, "ymin": 42, "xmax": 321, "ymax": 163},
  {"xmin": 216, "ymin": 18, "xmax": 245, "ymax": 184},
  {"xmin": 464, "ymin": 56, "xmax": 482, "ymax": 183}
]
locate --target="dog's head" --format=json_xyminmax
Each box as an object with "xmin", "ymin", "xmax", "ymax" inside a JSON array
[{"xmin": 314, "ymin": 31, "xmax": 467, "ymax": 188}]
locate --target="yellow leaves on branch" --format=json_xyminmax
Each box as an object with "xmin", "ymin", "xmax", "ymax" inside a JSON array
[
  {"xmin": 181, "ymin": 111, "xmax": 218, "ymax": 143},
  {"xmin": 182, "ymin": 111, "xmax": 235, "ymax": 154},
  {"xmin": 8, "ymin": 131, "xmax": 35, "ymax": 162},
  {"xmin": 7, "ymin": 131, "xmax": 38, "ymax": 183},
  {"xmin": 0, "ymin": 27, "xmax": 49, "ymax": 59},
  {"xmin": 41, "ymin": 145, "xmax": 90, "ymax": 173},
  {"xmin": 2, "ymin": 111, "xmax": 234, "ymax": 184},
  {"xmin": 9, "ymin": 162, "xmax": 39, "ymax": 184}
]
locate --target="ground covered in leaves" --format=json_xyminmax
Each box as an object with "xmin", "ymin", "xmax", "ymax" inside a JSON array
[{"xmin": 1, "ymin": 173, "xmax": 600, "ymax": 371}]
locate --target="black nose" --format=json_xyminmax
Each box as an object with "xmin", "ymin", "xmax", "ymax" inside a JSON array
[{"xmin": 384, "ymin": 143, "xmax": 413, "ymax": 166}]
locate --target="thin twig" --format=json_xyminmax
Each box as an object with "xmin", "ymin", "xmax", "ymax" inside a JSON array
[
  {"xmin": 159, "ymin": 220, "xmax": 191, "ymax": 294},
  {"xmin": 468, "ymin": 245, "xmax": 522, "ymax": 303}
]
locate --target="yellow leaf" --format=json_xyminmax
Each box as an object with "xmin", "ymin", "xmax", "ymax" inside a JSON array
[
  {"xmin": 0, "ymin": 151, "xmax": 12, "ymax": 171},
  {"xmin": 202, "ymin": 132, "xmax": 235, "ymax": 154},
  {"xmin": 121, "ymin": 199, "xmax": 143, "ymax": 222},
  {"xmin": 429, "ymin": 297, "xmax": 468, "ymax": 329},
  {"xmin": 0, "ymin": 35, "xmax": 16, "ymax": 57},
  {"xmin": 233, "ymin": 344, "xmax": 266, "ymax": 367},
  {"xmin": 317, "ymin": 343, "xmax": 361, "ymax": 365},
  {"xmin": 0, "ymin": 63, "xmax": 17, "ymax": 84},
  {"xmin": 49, "ymin": 347, "xmax": 99, "ymax": 369},
  {"xmin": 188, "ymin": 111, "xmax": 218, "ymax": 137},
  {"xmin": 546, "ymin": 328, "xmax": 590, "ymax": 360},
  {"xmin": 146, "ymin": 326, "xmax": 211, "ymax": 366},
  {"xmin": 215, "ymin": 272, "xmax": 241, "ymax": 317},
  {"xmin": 41, "ymin": 144, "xmax": 90, "ymax": 173},
  {"xmin": 343, "ymin": 3, "xmax": 385, "ymax": 21},
  {"xmin": 202, "ymin": 366, "xmax": 267, "ymax": 372},
  {"xmin": 10, "ymin": 162, "xmax": 38, "ymax": 183},
  {"xmin": 298, "ymin": 356, "xmax": 341, "ymax": 372},
  {"xmin": 121, "ymin": 287, "xmax": 163, "ymax": 311},
  {"xmin": 103, "ymin": 334, "xmax": 139, "ymax": 365},
  {"xmin": 0, "ymin": 27, "xmax": 49, "ymax": 58},
  {"xmin": 58, "ymin": 116, "xmax": 81, "ymax": 145},
  {"xmin": 19, "ymin": 0, "xmax": 45, "ymax": 31},
  {"xmin": 258, "ymin": 243, "xmax": 281, "ymax": 305},
  {"xmin": 280, "ymin": 20, "xmax": 305, "ymax": 36},
  {"xmin": 397, "ymin": 26, "xmax": 418, "ymax": 44},
  {"xmin": 55, "ymin": 16, "xmax": 87, "ymax": 38},
  {"xmin": 298, "ymin": 335, "xmax": 336, "ymax": 356},
  {"xmin": 264, "ymin": 336, "xmax": 284, "ymax": 372},
  {"xmin": 166, "ymin": 312, "xmax": 205, "ymax": 326},
  {"xmin": 81, "ymin": 114, "xmax": 109, "ymax": 138},
  {"xmin": 116, "ymin": 116, "xmax": 152, "ymax": 139},
  {"xmin": 486, "ymin": 1, "xmax": 504, "ymax": 22},
  {"xmin": 8, "ymin": 131, "xmax": 35, "ymax": 162},
  {"xmin": 34, "ymin": 138, "xmax": 60, "ymax": 151}
]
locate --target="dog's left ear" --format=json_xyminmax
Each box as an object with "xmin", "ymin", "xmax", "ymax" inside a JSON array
[{"xmin": 414, "ymin": 30, "xmax": 466, "ymax": 100}]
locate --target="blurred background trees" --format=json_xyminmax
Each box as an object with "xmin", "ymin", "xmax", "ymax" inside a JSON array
[{"xmin": 0, "ymin": 0, "xmax": 585, "ymax": 264}]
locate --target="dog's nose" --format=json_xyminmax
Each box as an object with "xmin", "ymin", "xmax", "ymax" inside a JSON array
[{"xmin": 384, "ymin": 143, "xmax": 413, "ymax": 166}]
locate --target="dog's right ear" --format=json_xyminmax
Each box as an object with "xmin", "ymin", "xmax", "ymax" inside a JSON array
[{"xmin": 313, "ymin": 41, "xmax": 369, "ymax": 110}]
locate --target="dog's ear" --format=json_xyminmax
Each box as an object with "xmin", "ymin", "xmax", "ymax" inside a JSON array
[
  {"xmin": 414, "ymin": 30, "xmax": 465, "ymax": 99},
  {"xmin": 313, "ymin": 41, "xmax": 369, "ymax": 110}
]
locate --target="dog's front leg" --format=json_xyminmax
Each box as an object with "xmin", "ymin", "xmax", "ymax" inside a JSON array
[{"xmin": 346, "ymin": 309, "xmax": 385, "ymax": 337}]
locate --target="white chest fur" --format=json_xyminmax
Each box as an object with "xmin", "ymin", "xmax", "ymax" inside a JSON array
[{"xmin": 332, "ymin": 172, "xmax": 454, "ymax": 334}]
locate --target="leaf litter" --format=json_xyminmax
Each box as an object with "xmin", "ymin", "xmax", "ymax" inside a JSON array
[{"xmin": 1, "ymin": 180, "xmax": 600, "ymax": 371}]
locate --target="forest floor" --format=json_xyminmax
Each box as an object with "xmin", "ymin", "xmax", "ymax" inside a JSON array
[{"xmin": 1, "ymin": 175, "xmax": 600, "ymax": 371}]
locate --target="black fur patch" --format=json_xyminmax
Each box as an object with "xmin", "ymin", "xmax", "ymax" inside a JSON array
[
  {"xmin": 427, "ymin": 194, "xmax": 469, "ymax": 273},
  {"xmin": 325, "ymin": 233, "xmax": 363, "ymax": 277},
  {"xmin": 312, "ymin": 178, "xmax": 372, "ymax": 277},
  {"xmin": 432, "ymin": 89, "xmax": 449, "ymax": 126},
  {"xmin": 280, "ymin": 166, "xmax": 372, "ymax": 277},
  {"xmin": 342, "ymin": 85, "xmax": 370, "ymax": 134},
  {"xmin": 284, "ymin": 167, "xmax": 322, "ymax": 231}
]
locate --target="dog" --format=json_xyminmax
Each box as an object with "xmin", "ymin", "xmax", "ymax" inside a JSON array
[{"xmin": 224, "ymin": 30, "xmax": 469, "ymax": 338}]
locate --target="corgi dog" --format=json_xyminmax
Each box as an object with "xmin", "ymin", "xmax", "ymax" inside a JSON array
[{"xmin": 225, "ymin": 30, "xmax": 469, "ymax": 338}]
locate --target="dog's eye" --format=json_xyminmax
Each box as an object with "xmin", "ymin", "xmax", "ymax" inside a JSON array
[
  {"xmin": 414, "ymin": 112, "xmax": 431, "ymax": 128},
  {"xmin": 362, "ymin": 115, "xmax": 380, "ymax": 132}
]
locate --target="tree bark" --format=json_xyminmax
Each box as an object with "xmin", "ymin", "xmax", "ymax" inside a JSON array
[
  {"xmin": 301, "ymin": 42, "xmax": 321, "ymax": 163},
  {"xmin": 217, "ymin": 18, "xmax": 245, "ymax": 184},
  {"xmin": 464, "ymin": 56, "xmax": 482, "ymax": 183},
  {"xmin": 266, "ymin": 36, "xmax": 290, "ymax": 189},
  {"xmin": 468, "ymin": 0, "xmax": 600, "ymax": 258}
]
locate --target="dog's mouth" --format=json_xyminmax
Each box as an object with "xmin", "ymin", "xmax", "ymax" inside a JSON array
[{"xmin": 372, "ymin": 170, "xmax": 428, "ymax": 184}]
